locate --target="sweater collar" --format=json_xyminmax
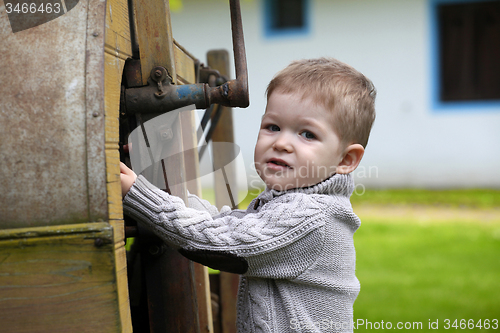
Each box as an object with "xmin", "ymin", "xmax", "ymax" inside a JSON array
[{"xmin": 256, "ymin": 173, "xmax": 355, "ymax": 205}]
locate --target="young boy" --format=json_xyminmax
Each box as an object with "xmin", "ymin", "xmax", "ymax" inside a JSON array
[{"xmin": 121, "ymin": 57, "xmax": 376, "ymax": 332}]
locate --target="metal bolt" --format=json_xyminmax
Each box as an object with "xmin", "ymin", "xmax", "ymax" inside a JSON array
[
  {"xmin": 92, "ymin": 32, "xmax": 99, "ymax": 37},
  {"xmin": 94, "ymin": 238, "xmax": 104, "ymax": 247},
  {"xmin": 92, "ymin": 111, "xmax": 99, "ymax": 117},
  {"xmin": 221, "ymin": 83, "xmax": 229, "ymax": 98},
  {"xmin": 154, "ymin": 70, "xmax": 162, "ymax": 78}
]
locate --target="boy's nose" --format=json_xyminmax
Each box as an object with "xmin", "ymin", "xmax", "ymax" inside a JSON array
[{"xmin": 272, "ymin": 133, "xmax": 293, "ymax": 152}]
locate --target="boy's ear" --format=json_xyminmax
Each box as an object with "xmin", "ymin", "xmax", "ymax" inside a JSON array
[{"xmin": 337, "ymin": 144, "xmax": 365, "ymax": 174}]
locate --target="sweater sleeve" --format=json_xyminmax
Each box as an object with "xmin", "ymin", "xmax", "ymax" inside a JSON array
[
  {"xmin": 123, "ymin": 175, "xmax": 327, "ymax": 278},
  {"xmin": 187, "ymin": 192, "xmax": 232, "ymax": 217}
]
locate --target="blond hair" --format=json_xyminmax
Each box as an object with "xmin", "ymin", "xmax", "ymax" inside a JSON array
[{"xmin": 266, "ymin": 58, "xmax": 376, "ymax": 148}]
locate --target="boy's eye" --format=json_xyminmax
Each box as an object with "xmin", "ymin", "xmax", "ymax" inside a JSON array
[
  {"xmin": 267, "ymin": 124, "xmax": 280, "ymax": 132},
  {"xmin": 300, "ymin": 131, "xmax": 316, "ymax": 140}
]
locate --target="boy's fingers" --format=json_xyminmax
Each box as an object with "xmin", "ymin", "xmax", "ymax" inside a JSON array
[
  {"xmin": 120, "ymin": 162, "xmax": 132, "ymax": 175},
  {"xmin": 120, "ymin": 162, "xmax": 137, "ymax": 198},
  {"xmin": 120, "ymin": 162, "xmax": 137, "ymax": 179}
]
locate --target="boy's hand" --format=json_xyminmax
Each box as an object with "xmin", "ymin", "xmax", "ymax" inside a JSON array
[{"xmin": 120, "ymin": 162, "xmax": 137, "ymax": 198}]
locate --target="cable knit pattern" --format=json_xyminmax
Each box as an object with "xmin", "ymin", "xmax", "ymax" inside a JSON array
[{"xmin": 123, "ymin": 173, "xmax": 361, "ymax": 333}]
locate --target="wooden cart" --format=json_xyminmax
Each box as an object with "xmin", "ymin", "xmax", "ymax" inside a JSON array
[{"xmin": 0, "ymin": 0, "xmax": 247, "ymax": 331}]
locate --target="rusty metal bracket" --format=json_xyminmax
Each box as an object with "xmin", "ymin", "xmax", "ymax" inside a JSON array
[
  {"xmin": 123, "ymin": 0, "xmax": 249, "ymax": 115},
  {"xmin": 151, "ymin": 66, "xmax": 171, "ymax": 96},
  {"xmin": 199, "ymin": 65, "xmax": 227, "ymax": 87},
  {"xmin": 213, "ymin": 0, "xmax": 249, "ymax": 107},
  {"xmin": 125, "ymin": 75, "xmax": 210, "ymax": 114}
]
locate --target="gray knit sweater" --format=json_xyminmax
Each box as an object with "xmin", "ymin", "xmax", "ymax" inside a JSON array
[{"xmin": 123, "ymin": 173, "xmax": 361, "ymax": 333}]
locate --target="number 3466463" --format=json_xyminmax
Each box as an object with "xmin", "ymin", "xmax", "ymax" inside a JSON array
[
  {"xmin": 5, "ymin": 2, "xmax": 61, "ymax": 14},
  {"xmin": 444, "ymin": 319, "xmax": 498, "ymax": 330}
]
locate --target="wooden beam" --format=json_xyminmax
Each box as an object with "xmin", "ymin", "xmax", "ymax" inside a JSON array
[
  {"xmin": 104, "ymin": 0, "xmax": 134, "ymax": 330},
  {"xmin": 207, "ymin": 49, "xmax": 239, "ymax": 333},
  {"xmin": 178, "ymin": 44, "xmax": 214, "ymax": 333},
  {"xmin": 0, "ymin": 223, "xmax": 121, "ymax": 332},
  {"xmin": 134, "ymin": 0, "xmax": 177, "ymax": 84},
  {"xmin": 128, "ymin": 2, "xmax": 212, "ymax": 331}
]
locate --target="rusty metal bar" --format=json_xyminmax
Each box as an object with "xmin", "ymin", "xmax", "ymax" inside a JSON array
[
  {"xmin": 123, "ymin": 0, "xmax": 249, "ymax": 115},
  {"xmin": 207, "ymin": 0, "xmax": 249, "ymax": 108}
]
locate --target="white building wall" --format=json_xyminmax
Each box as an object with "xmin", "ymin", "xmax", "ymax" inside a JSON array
[{"xmin": 171, "ymin": 0, "xmax": 500, "ymax": 189}]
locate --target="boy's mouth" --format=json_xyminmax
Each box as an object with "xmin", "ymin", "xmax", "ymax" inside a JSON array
[{"xmin": 267, "ymin": 158, "xmax": 291, "ymax": 169}]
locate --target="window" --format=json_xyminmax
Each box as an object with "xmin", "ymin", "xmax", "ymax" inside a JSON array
[
  {"xmin": 264, "ymin": 0, "xmax": 309, "ymax": 37},
  {"xmin": 436, "ymin": 0, "xmax": 500, "ymax": 102}
]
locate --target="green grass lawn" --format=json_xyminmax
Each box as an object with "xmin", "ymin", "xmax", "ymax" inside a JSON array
[
  {"xmin": 235, "ymin": 188, "xmax": 500, "ymax": 210},
  {"xmin": 354, "ymin": 219, "xmax": 500, "ymax": 331},
  {"xmin": 350, "ymin": 188, "xmax": 500, "ymax": 209}
]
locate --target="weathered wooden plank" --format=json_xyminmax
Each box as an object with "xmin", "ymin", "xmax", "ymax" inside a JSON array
[
  {"xmin": 104, "ymin": 0, "xmax": 133, "ymax": 330},
  {"xmin": 0, "ymin": 223, "xmax": 120, "ymax": 333},
  {"xmin": 220, "ymin": 272, "xmax": 240, "ymax": 333},
  {"xmin": 0, "ymin": 0, "xmax": 90, "ymax": 227},
  {"xmin": 207, "ymin": 50, "xmax": 239, "ymax": 333},
  {"xmin": 177, "ymin": 48, "xmax": 214, "ymax": 333},
  {"xmin": 181, "ymin": 110, "xmax": 203, "ymax": 197},
  {"xmin": 128, "ymin": 1, "xmax": 215, "ymax": 330},
  {"xmin": 85, "ymin": 0, "xmax": 109, "ymax": 222},
  {"xmin": 104, "ymin": 52, "xmax": 123, "ymax": 147},
  {"xmin": 130, "ymin": 2, "xmax": 205, "ymax": 330},
  {"xmin": 174, "ymin": 40, "xmax": 197, "ymax": 85},
  {"xmin": 0, "ymin": 0, "xmax": 132, "ymax": 330},
  {"xmin": 106, "ymin": 149, "xmax": 124, "ymax": 222},
  {"xmin": 105, "ymin": 0, "xmax": 132, "ymax": 59},
  {"xmin": 207, "ymin": 50, "xmax": 237, "ymax": 211},
  {"xmin": 134, "ymin": 0, "xmax": 177, "ymax": 84},
  {"xmin": 193, "ymin": 260, "xmax": 214, "ymax": 333},
  {"xmin": 104, "ymin": 50, "xmax": 126, "ymax": 224},
  {"xmin": 114, "ymin": 243, "xmax": 130, "ymax": 332}
]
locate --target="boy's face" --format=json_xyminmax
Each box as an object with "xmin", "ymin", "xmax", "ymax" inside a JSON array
[{"xmin": 254, "ymin": 92, "xmax": 346, "ymax": 191}]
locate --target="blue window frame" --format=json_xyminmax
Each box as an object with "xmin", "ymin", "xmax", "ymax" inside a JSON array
[
  {"xmin": 430, "ymin": 0, "xmax": 500, "ymax": 111},
  {"xmin": 264, "ymin": 0, "xmax": 310, "ymax": 38}
]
